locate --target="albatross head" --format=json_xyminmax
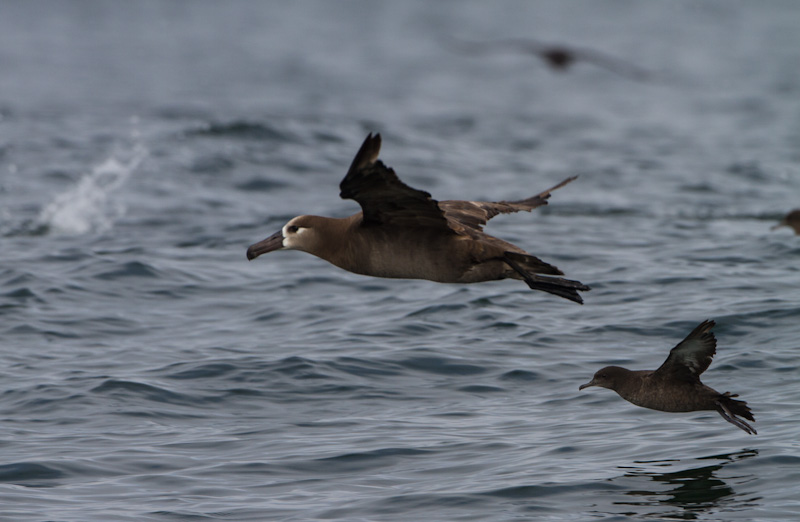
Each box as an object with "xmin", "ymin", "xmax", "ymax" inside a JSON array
[{"xmin": 246, "ymin": 215, "xmax": 321, "ymax": 260}]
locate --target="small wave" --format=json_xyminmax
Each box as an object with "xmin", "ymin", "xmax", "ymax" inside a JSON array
[
  {"xmin": 457, "ymin": 384, "xmax": 505, "ymax": 393},
  {"xmin": 313, "ymin": 447, "xmax": 433, "ymax": 473},
  {"xmin": 1, "ymin": 287, "xmax": 45, "ymax": 305},
  {"xmin": 34, "ymin": 144, "xmax": 147, "ymax": 236},
  {"xmin": 94, "ymin": 260, "xmax": 161, "ymax": 281},
  {"xmin": 397, "ymin": 356, "xmax": 488, "ymax": 376},
  {"xmin": 185, "ymin": 120, "xmax": 296, "ymax": 142},
  {"xmin": 90, "ymin": 379, "xmax": 210, "ymax": 407},
  {"xmin": 163, "ymin": 362, "xmax": 239, "ymax": 380},
  {"xmin": 753, "ymin": 454, "xmax": 800, "ymax": 465},
  {"xmin": 235, "ymin": 178, "xmax": 289, "ymax": 192},
  {"xmin": 726, "ymin": 161, "xmax": 770, "ymax": 181},
  {"xmin": 327, "ymin": 357, "xmax": 403, "ymax": 378},
  {"xmin": 189, "ymin": 153, "xmax": 235, "ymax": 174},
  {"xmin": 0, "ymin": 462, "xmax": 64, "ymax": 486},
  {"xmin": 499, "ymin": 369, "xmax": 540, "ymax": 382},
  {"xmin": 405, "ymin": 303, "xmax": 469, "ymax": 318},
  {"xmin": 357, "ymin": 492, "xmax": 484, "ymax": 518},
  {"xmin": 318, "ymin": 447, "xmax": 432, "ymax": 463},
  {"xmin": 154, "ymin": 356, "xmax": 374, "ymax": 401}
]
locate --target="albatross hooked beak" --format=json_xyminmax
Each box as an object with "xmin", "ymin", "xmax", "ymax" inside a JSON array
[{"xmin": 246, "ymin": 230, "xmax": 285, "ymax": 260}]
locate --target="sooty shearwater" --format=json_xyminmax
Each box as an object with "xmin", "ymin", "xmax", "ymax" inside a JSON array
[
  {"xmin": 579, "ymin": 320, "xmax": 756, "ymax": 434},
  {"xmin": 771, "ymin": 209, "xmax": 800, "ymax": 235},
  {"xmin": 247, "ymin": 133, "xmax": 590, "ymax": 303}
]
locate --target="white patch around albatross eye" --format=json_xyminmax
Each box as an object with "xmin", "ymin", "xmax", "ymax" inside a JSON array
[{"xmin": 282, "ymin": 224, "xmax": 307, "ymax": 248}]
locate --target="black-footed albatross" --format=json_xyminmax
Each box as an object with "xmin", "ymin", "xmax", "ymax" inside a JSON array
[
  {"xmin": 443, "ymin": 36, "xmax": 651, "ymax": 81},
  {"xmin": 247, "ymin": 133, "xmax": 590, "ymax": 303},
  {"xmin": 771, "ymin": 209, "xmax": 800, "ymax": 235},
  {"xmin": 579, "ymin": 320, "xmax": 756, "ymax": 434}
]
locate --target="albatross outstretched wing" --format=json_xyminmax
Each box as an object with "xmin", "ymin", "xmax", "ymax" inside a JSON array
[
  {"xmin": 439, "ymin": 176, "xmax": 577, "ymax": 233},
  {"xmin": 653, "ymin": 320, "xmax": 718, "ymax": 383},
  {"xmin": 339, "ymin": 133, "xmax": 453, "ymax": 231}
]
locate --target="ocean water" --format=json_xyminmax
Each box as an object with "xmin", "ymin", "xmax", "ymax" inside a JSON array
[{"xmin": 2, "ymin": 1, "xmax": 800, "ymax": 520}]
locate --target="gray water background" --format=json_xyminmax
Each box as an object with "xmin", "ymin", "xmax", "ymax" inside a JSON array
[{"xmin": 1, "ymin": 1, "xmax": 800, "ymax": 520}]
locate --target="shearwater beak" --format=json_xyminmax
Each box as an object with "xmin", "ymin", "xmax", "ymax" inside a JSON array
[
  {"xmin": 246, "ymin": 230, "xmax": 285, "ymax": 260},
  {"xmin": 578, "ymin": 380, "xmax": 595, "ymax": 391}
]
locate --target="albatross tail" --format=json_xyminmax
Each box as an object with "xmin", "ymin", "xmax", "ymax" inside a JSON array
[
  {"xmin": 503, "ymin": 251, "xmax": 564, "ymax": 276},
  {"xmin": 520, "ymin": 273, "xmax": 591, "ymax": 304},
  {"xmin": 503, "ymin": 252, "xmax": 590, "ymax": 304}
]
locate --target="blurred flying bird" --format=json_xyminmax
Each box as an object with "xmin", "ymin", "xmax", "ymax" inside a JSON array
[
  {"xmin": 444, "ymin": 36, "xmax": 652, "ymax": 81},
  {"xmin": 771, "ymin": 209, "xmax": 800, "ymax": 235}
]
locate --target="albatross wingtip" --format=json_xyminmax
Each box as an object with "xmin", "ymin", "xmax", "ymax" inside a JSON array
[{"xmin": 345, "ymin": 132, "xmax": 383, "ymax": 177}]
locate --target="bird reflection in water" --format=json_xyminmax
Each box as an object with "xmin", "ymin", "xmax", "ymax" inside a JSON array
[{"xmin": 613, "ymin": 449, "xmax": 760, "ymax": 519}]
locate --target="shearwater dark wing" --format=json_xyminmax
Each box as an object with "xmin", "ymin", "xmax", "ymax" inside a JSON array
[
  {"xmin": 339, "ymin": 133, "xmax": 452, "ymax": 231},
  {"xmin": 653, "ymin": 320, "xmax": 717, "ymax": 383},
  {"xmin": 439, "ymin": 176, "xmax": 576, "ymax": 233},
  {"xmin": 568, "ymin": 45, "xmax": 652, "ymax": 81},
  {"xmin": 444, "ymin": 36, "xmax": 552, "ymax": 57}
]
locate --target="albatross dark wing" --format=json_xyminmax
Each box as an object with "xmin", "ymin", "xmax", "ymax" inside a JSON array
[
  {"xmin": 653, "ymin": 320, "xmax": 717, "ymax": 382},
  {"xmin": 339, "ymin": 133, "xmax": 452, "ymax": 230},
  {"xmin": 439, "ymin": 176, "xmax": 577, "ymax": 233}
]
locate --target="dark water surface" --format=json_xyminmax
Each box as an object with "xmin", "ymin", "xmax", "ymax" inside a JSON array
[{"xmin": 2, "ymin": 1, "xmax": 800, "ymax": 520}]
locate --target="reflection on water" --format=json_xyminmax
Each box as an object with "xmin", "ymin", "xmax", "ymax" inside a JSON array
[{"xmin": 612, "ymin": 450, "xmax": 760, "ymax": 520}]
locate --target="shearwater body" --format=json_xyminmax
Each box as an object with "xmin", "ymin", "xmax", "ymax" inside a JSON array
[{"xmin": 1, "ymin": 2, "xmax": 799, "ymax": 520}]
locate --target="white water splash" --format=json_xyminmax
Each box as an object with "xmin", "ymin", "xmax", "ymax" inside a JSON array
[{"xmin": 36, "ymin": 145, "xmax": 147, "ymax": 235}]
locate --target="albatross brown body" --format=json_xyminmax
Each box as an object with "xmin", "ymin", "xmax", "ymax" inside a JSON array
[
  {"xmin": 580, "ymin": 320, "xmax": 756, "ymax": 434},
  {"xmin": 247, "ymin": 133, "xmax": 589, "ymax": 303}
]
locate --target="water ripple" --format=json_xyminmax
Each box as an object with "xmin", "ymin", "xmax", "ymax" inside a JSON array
[
  {"xmin": 185, "ymin": 120, "xmax": 298, "ymax": 142},
  {"xmin": 0, "ymin": 462, "xmax": 65, "ymax": 486}
]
